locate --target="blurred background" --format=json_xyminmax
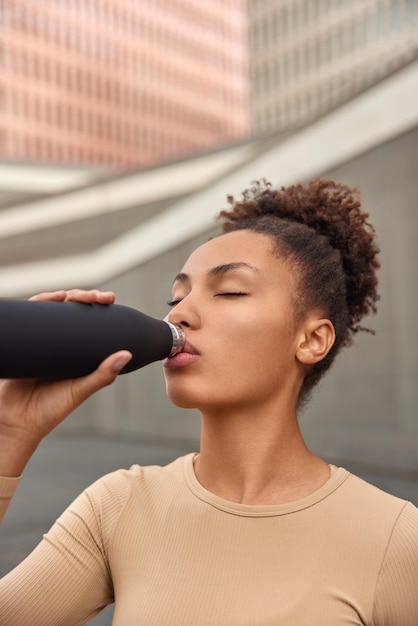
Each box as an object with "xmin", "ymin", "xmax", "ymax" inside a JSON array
[{"xmin": 1, "ymin": 1, "xmax": 418, "ymax": 622}]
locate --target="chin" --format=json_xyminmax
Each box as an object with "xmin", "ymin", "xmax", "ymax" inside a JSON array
[
  {"xmin": 168, "ymin": 396, "xmax": 199, "ymax": 409},
  {"xmin": 165, "ymin": 385, "xmax": 200, "ymax": 409},
  {"xmin": 166, "ymin": 385, "xmax": 224, "ymax": 411}
]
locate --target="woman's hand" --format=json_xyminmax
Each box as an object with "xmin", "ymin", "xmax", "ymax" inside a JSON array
[{"xmin": 0, "ymin": 289, "xmax": 132, "ymax": 476}]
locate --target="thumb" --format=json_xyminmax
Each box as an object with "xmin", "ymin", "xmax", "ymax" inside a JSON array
[{"xmin": 70, "ymin": 351, "xmax": 133, "ymax": 406}]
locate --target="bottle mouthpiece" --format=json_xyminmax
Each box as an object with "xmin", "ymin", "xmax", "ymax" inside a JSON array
[{"xmin": 167, "ymin": 323, "xmax": 185, "ymax": 356}]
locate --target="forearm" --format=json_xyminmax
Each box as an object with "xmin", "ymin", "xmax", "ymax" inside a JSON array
[
  {"xmin": 0, "ymin": 474, "xmax": 21, "ymax": 524},
  {"xmin": 0, "ymin": 418, "xmax": 29, "ymax": 528},
  {"xmin": 0, "ymin": 431, "xmax": 37, "ymax": 523},
  {"xmin": 0, "ymin": 430, "xmax": 39, "ymax": 478}
]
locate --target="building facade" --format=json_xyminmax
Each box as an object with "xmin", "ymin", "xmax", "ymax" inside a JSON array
[
  {"xmin": 0, "ymin": 0, "xmax": 249, "ymax": 167},
  {"xmin": 249, "ymin": 0, "xmax": 418, "ymax": 134}
]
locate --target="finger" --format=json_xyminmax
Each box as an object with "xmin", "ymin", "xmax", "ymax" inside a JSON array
[
  {"xmin": 29, "ymin": 289, "xmax": 116, "ymax": 304},
  {"xmin": 70, "ymin": 350, "xmax": 132, "ymax": 406},
  {"xmin": 29, "ymin": 291, "xmax": 67, "ymax": 302},
  {"xmin": 93, "ymin": 291, "xmax": 116, "ymax": 304},
  {"xmin": 65, "ymin": 289, "xmax": 116, "ymax": 304}
]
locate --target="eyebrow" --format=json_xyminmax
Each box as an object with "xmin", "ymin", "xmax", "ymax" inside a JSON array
[{"xmin": 172, "ymin": 262, "xmax": 259, "ymax": 284}]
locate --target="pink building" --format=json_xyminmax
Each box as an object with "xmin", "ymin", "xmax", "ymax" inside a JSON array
[{"xmin": 0, "ymin": 1, "xmax": 249, "ymax": 167}]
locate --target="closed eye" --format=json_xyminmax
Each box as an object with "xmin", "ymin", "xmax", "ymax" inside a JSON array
[{"xmin": 168, "ymin": 292, "xmax": 247, "ymax": 307}]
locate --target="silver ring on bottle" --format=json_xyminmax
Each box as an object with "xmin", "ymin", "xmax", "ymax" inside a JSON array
[{"xmin": 167, "ymin": 323, "xmax": 185, "ymax": 356}]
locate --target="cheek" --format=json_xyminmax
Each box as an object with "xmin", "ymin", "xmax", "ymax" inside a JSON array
[
  {"xmin": 218, "ymin": 309, "xmax": 295, "ymax": 361},
  {"xmin": 214, "ymin": 319, "xmax": 294, "ymax": 387}
]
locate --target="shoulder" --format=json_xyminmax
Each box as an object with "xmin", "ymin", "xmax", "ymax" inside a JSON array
[
  {"xmin": 80, "ymin": 453, "xmax": 191, "ymax": 521},
  {"xmin": 84, "ymin": 453, "xmax": 190, "ymax": 504},
  {"xmin": 323, "ymin": 470, "xmax": 417, "ymax": 556},
  {"xmin": 48, "ymin": 454, "xmax": 192, "ymax": 553},
  {"xmin": 372, "ymin": 501, "xmax": 418, "ymax": 622},
  {"xmin": 383, "ymin": 500, "xmax": 418, "ymax": 560},
  {"xmin": 335, "ymin": 470, "xmax": 413, "ymax": 520}
]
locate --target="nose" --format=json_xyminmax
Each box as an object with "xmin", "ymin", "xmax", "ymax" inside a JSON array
[{"xmin": 164, "ymin": 293, "xmax": 200, "ymax": 330}]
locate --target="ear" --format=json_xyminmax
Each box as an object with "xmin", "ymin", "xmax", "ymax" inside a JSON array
[{"xmin": 296, "ymin": 318, "xmax": 335, "ymax": 365}]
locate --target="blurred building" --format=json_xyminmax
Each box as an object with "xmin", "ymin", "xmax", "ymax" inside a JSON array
[
  {"xmin": 0, "ymin": 59, "xmax": 417, "ymax": 500},
  {"xmin": 249, "ymin": 0, "xmax": 418, "ymax": 134},
  {"xmin": 0, "ymin": 0, "xmax": 249, "ymax": 167},
  {"xmin": 0, "ymin": 4, "xmax": 417, "ymax": 502}
]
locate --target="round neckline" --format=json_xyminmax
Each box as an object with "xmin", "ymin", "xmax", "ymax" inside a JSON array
[{"xmin": 183, "ymin": 453, "xmax": 350, "ymax": 517}]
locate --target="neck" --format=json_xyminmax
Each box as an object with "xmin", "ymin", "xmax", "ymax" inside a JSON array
[{"xmin": 195, "ymin": 403, "xmax": 330, "ymax": 505}]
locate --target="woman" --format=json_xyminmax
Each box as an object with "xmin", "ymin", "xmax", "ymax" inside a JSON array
[{"xmin": 0, "ymin": 179, "xmax": 417, "ymax": 625}]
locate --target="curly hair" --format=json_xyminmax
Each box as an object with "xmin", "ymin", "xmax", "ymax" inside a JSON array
[{"xmin": 217, "ymin": 179, "xmax": 380, "ymax": 405}]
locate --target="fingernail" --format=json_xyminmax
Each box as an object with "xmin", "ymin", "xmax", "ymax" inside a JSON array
[{"xmin": 113, "ymin": 356, "xmax": 131, "ymax": 373}]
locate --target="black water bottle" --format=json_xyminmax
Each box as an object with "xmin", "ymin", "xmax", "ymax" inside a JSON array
[{"xmin": 0, "ymin": 299, "xmax": 185, "ymax": 379}]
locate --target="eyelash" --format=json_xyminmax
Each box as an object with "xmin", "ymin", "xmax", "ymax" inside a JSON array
[{"xmin": 167, "ymin": 292, "xmax": 247, "ymax": 307}]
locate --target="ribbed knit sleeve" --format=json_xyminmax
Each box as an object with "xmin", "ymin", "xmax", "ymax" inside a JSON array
[
  {"xmin": 0, "ymin": 467, "xmax": 136, "ymax": 626},
  {"xmin": 0, "ymin": 476, "xmax": 21, "ymax": 524},
  {"xmin": 372, "ymin": 501, "xmax": 418, "ymax": 625}
]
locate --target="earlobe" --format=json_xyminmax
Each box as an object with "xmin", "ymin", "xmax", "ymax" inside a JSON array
[{"xmin": 296, "ymin": 319, "xmax": 335, "ymax": 365}]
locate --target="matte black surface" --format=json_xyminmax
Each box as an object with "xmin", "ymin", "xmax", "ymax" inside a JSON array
[{"xmin": 0, "ymin": 300, "xmax": 173, "ymax": 378}]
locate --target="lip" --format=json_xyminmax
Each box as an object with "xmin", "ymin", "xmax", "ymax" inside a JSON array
[
  {"xmin": 180, "ymin": 340, "xmax": 200, "ymax": 356},
  {"xmin": 163, "ymin": 339, "xmax": 200, "ymax": 369}
]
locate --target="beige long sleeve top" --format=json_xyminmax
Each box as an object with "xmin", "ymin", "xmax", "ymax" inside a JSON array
[{"xmin": 1, "ymin": 454, "xmax": 417, "ymax": 625}]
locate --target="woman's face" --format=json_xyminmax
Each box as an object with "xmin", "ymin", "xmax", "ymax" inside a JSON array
[{"xmin": 163, "ymin": 230, "xmax": 307, "ymax": 411}]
